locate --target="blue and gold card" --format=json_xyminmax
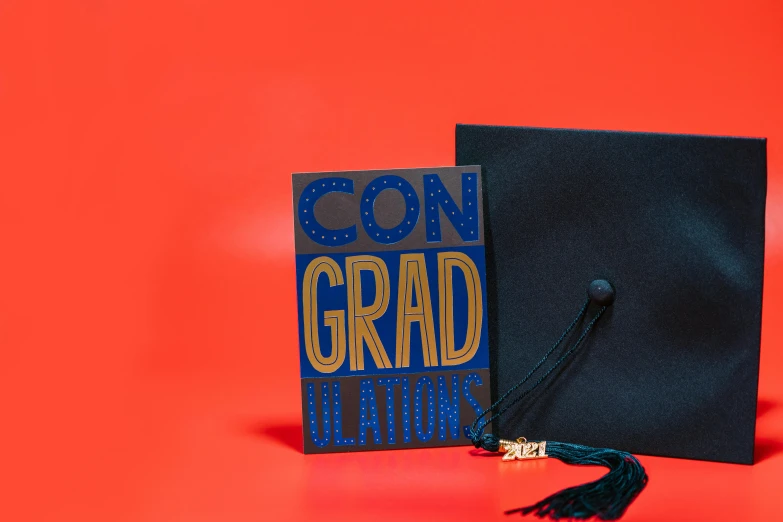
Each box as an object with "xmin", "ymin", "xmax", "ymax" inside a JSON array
[{"xmin": 292, "ymin": 167, "xmax": 491, "ymax": 453}]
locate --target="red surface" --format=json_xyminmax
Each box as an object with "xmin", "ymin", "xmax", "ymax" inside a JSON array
[{"xmin": 1, "ymin": 1, "xmax": 782, "ymax": 521}]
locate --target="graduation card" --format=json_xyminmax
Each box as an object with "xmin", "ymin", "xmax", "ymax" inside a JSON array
[{"xmin": 292, "ymin": 167, "xmax": 491, "ymax": 453}]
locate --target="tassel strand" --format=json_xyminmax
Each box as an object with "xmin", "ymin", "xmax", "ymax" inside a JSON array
[{"xmin": 506, "ymin": 441, "xmax": 648, "ymax": 520}]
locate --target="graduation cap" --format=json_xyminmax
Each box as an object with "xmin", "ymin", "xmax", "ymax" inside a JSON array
[{"xmin": 455, "ymin": 124, "xmax": 766, "ymax": 518}]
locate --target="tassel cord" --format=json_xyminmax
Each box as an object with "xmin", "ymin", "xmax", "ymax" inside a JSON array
[
  {"xmin": 468, "ymin": 299, "xmax": 607, "ymax": 446},
  {"xmin": 467, "ymin": 280, "xmax": 648, "ymax": 520}
]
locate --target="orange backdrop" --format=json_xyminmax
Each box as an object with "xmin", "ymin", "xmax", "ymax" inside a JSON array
[{"xmin": 1, "ymin": 1, "xmax": 782, "ymax": 521}]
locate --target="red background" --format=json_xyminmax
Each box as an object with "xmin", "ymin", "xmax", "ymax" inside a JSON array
[{"xmin": 1, "ymin": 1, "xmax": 781, "ymax": 521}]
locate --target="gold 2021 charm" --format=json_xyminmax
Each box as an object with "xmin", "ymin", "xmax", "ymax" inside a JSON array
[{"xmin": 498, "ymin": 437, "xmax": 548, "ymax": 461}]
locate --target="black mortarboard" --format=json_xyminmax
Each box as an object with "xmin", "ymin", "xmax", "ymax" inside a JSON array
[{"xmin": 456, "ymin": 124, "xmax": 766, "ymax": 465}]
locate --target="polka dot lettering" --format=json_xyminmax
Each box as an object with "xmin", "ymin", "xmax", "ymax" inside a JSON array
[
  {"xmin": 414, "ymin": 376, "xmax": 435, "ymax": 442},
  {"xmin": 306, "ymin": 382, "xmax": 331, "ymax": 448},
  {"xmin": 358, "ymin": 379, "xmax": 382, "ymax": 445},
  {"xmin": 298, "ymin": 177, "xmax": 357, "ymax": 246},
  {"xmin": 377, "ymin": 377, "xmax": 401, "ymax": 444},
  {"xmin": 462, "ymin": 373, "xmax": 485, "ymax": 437},
  {"xmin": 423, "ymin": 173, "xmax": 479, "ymax": 243},
  {"xmin": 332, "ymin": 381, "xmax": 355, "ymax": 446},
  {"xmin": 437, "ymin": 374, "xmax": 461, "ymax": 441},
  {"xmin": 401, "ymin": 377, "xmax": 411, "ymax": 442},
  {"xmin": 360, "ymin": 175, "xmax": 419, "ymax": 245}
]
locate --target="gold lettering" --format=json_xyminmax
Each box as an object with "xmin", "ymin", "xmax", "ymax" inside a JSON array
[
  {"xmin": 438, "ymin": 251, "xmax": 483, "ymax": 366},
  {"xmin": 395, "ymin": 254, "xmax": 438, "ymax": 368},
  {"xmin": 346, "ymin": 256, "xmax": 392, "ymax": 371},
  {"xmin": 302, "ymin": 257, "xmax": 346, "ymax": 373}
]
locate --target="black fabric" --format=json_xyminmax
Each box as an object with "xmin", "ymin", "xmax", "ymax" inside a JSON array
[{"xmin": 456, "ymin": 124, "xmax": 766, "ymax": 464}]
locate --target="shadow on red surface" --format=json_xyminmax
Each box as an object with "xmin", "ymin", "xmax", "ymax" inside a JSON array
[
  {"xmin": 244, "ymin": 400, "xmax": 781, "ymax": 460},
  {"xmin": 757, "ymin": 398, "xmax": 777, "ymax": 418},
  {"xmin": 754, "ymin": 398, "xmax": 781, "ymax": 464},
  {"xmin": 754, "ymin": 438, "xmax": 783, "ymax": 464},
  {"xmin": 245, "ymin": 420, "xmax": 304, "ymax": 453}
]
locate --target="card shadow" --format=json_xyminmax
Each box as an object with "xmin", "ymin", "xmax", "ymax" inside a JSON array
[
  {"xmin": 245, "ymin": 420, "xmax": 304, "ymax": 453},
  {"xmin": 243, "ymin": 401, "xmax": 778, "ymax": 458}
]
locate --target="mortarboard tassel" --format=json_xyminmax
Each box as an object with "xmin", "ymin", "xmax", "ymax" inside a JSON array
[{"xmin": 467, "ymin": 280, "xmax": 648, "ymax": 520}]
